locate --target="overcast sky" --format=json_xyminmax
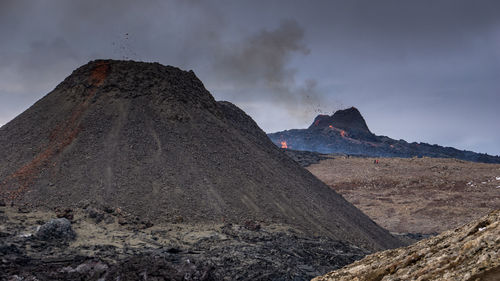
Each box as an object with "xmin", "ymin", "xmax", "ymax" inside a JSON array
[{"xmin": 1, "ymin": 0, "xmax": 499, "ymax": 155}]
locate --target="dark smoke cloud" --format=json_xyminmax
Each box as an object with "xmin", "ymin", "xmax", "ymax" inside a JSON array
[
  {"xmin": 209, "ymin": 20, "xmax": 328, "ymax": 120},
  {"xmin": 214, "ymin": 20, "xmax": 309, "ymax": 86}
]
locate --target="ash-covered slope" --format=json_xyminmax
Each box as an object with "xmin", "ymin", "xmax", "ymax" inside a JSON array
[
  {"xmin": 0, "ymin": 60, "xmax": 400, "ymax": 251},
  {"xmin": 269, "ymin": 107, "xmax": 500, "ymax": 164}
]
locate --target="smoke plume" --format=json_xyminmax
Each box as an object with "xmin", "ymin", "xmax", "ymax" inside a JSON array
[{"xmin": 209, "ymin": 20, "xmax": 329, "ymax": 120}]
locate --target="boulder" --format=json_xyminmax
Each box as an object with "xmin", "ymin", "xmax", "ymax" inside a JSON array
[{"xmin": 36, "ymin": 218, "xmax": 76, "ymax": 241}]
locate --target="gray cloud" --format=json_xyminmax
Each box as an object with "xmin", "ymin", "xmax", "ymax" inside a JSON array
[{"xmin": 0, "ymin": 0, "xmax": 499, "ymax": 155}]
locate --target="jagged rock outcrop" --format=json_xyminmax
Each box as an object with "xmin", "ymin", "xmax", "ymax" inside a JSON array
[
  {"xmin": 313, "ymin": 209, "xmax": 500, "ymax": 281},
  {"xmin": 0, "ymin": 59, "xmax": 401, "ymax": 251}
]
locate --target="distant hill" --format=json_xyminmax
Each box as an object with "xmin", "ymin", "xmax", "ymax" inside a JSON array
[{"xmin": 268, "ymin": 107, "xmax": 500, "ymax": 164}]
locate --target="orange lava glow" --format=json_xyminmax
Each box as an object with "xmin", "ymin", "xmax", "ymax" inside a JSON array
[
  {"xmin": 340, "ymin": 130, "xmax": 347, "ymax": 137},
  {"xmin": 329, "ymin": 125, "xmax": 333, "ymax": 128},
  {"xmin": 281, "ymin": 141, "xmax": 288, "ymax": 149}
]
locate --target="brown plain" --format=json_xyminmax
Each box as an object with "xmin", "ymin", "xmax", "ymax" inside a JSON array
[{"xmin": 307, "ymin": 156, "xmax": 500, "ymax": 234}]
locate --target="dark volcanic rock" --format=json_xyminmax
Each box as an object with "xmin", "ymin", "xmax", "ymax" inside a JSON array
[
  {"xmin": 308, "ymin": 107, "xmax": 376, "ymax": 141},
  {"xmin": 0, "ymin": 59, "xmax": 400, "ymax": 251},
  {"xmin": 0, "ymin": 210, "xmax": 368, "ymax": 281},
  {"xmin": 86, "ymin": 207, "xmax": 104, "ymax": 222},
  {"xmin": 55, "ymin": 208, "xmax": 74, "ymax": 220},
  {"xmin": 269, "ymin": 108, "xmax": 500, "ymax": 164},
  {"xmin": 35, "ymin": 218, "xmax": 76, "ymax": 241}
]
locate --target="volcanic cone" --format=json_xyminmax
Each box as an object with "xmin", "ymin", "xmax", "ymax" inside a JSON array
[{"xmin": 0, "ymin": 60, "xmax": 401, "ymax": 250}]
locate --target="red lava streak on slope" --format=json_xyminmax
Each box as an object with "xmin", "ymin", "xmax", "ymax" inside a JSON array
[
  {"xmin": 2, "ymin": 62, "xmax": 110, "ymax": 200},
  {"xmin": 90, "ymin": 62, "xmax": 110, "ymax": 86}
]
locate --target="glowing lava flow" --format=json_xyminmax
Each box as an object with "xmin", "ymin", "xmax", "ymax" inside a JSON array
[{"xmin": 281, "ymin": 141, "xmax": 288, "ymax": 149}]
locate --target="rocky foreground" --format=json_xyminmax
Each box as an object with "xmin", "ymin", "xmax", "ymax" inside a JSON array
[
  {"xmin": 0, "ymin": 203, "xmax": 368, "ymax": 281},
  {"xmin": 313, "ymin": 209, "xmax": 500, "ymax": 281}
]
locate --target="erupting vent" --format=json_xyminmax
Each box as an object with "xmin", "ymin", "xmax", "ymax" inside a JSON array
[{"xmin": 281, "ymin": 141, "xmax": 288, "ymax": 149}]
